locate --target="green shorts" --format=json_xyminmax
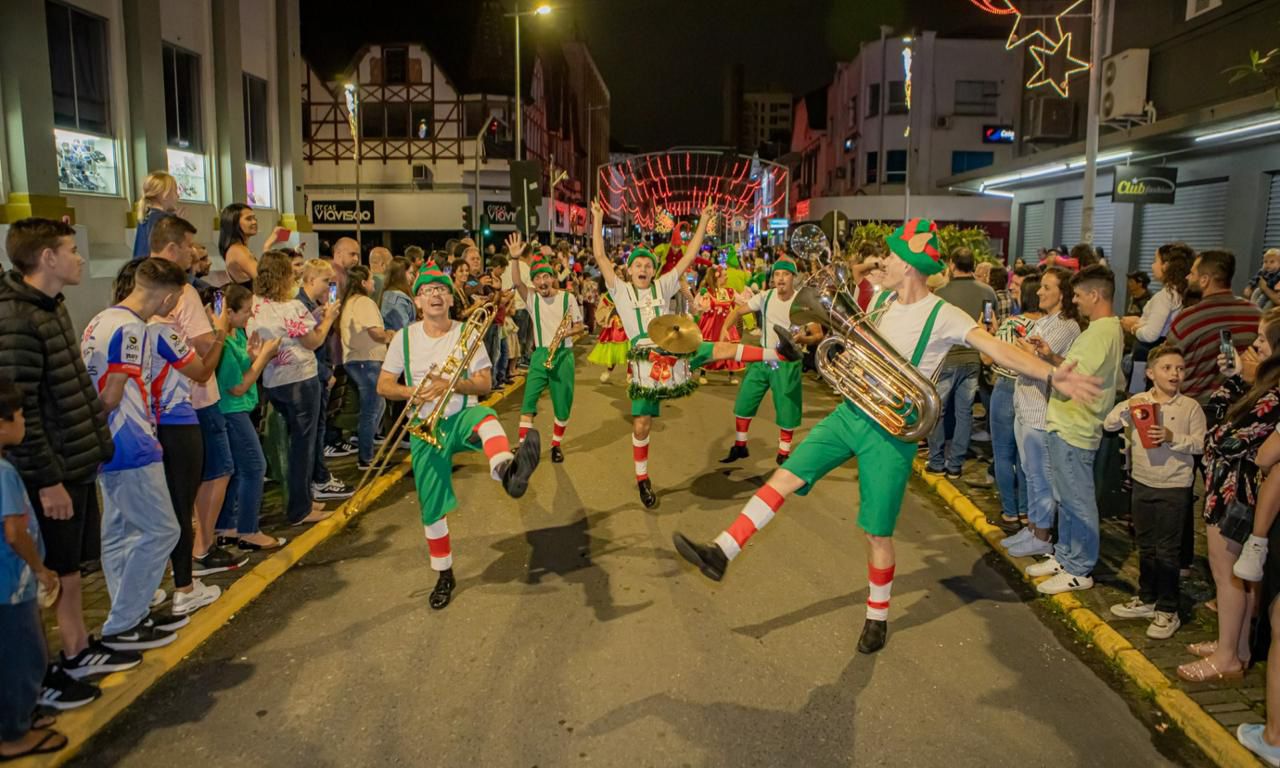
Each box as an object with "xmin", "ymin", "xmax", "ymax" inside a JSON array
[
  {"xmin": 522, "ymin": 346, "xmax": 575, "ymax": 421},
  {"xmin": 409, "ymin": 405, "xmax": 497, "ymax": 526},
  {"xmin": 733, "ymin": 361, "xmax": 803, "ymax": 429},
  {"xmin": 630, "ymin": 341, "xmax": 716, "ymax": 418},
  {"xmin": 781, "ymin": 401, "xmax": 917, "ymax": 536}
]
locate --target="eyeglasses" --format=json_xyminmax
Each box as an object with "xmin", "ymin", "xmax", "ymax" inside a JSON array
[{"xmin": 417, "ymin": 284, "xmax": 450, "ymax": 296}]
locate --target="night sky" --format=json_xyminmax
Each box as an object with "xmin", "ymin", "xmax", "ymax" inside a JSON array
[{"xmin": 301, "ymin": 0, "xmax": 1003, "ymax": 151}]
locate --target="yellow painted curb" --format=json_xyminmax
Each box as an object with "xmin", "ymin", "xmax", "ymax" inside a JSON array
[
  {"xmin": 34, "ymin": 380, "xmax": 524, "ymax": 767},
  {"xmin": 911, "ymin": 459, "xmax": 1264, "ymax": 767}
]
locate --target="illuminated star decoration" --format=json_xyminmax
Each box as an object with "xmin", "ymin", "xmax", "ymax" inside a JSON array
[
  {"xmin": 966, "ymin": 0, "xmax": 1017, "ymax": 14},
  {"xmin": 1027, "ymin": 32, "xmax": 1090, "ymax": 97}
]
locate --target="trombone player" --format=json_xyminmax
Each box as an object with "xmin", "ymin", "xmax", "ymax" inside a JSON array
[
  {"xmin": 673, "ymin": 219, "xmax": 1103, "ymax": 654},
  {"xmin": 377, "ymin": 265, "xmax": 540, "ymax": 611},
  {"xmin": 506, "ymin": 233, "xmax": 585, "ymax": 464}
]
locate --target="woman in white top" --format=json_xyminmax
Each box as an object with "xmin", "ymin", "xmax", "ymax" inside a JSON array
[
  {"xmin": 248, "ymin": 251, "xmax": 339, "ymax": 526},
  {"xmin": 1121, "ymin": 243, "xmax": 1192, "ymax": 392},
  {"xmin": 339, "ymin": 264, "xmax": 392, "ymax": 467}
]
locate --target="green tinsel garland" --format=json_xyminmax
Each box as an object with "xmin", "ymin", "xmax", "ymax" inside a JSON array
[
  {"xmin": 625, "ymin": 344, "xmax": 697, "ymax": 362},
  {"xmin": 628, "ymin": 378, "xmax": 700, "ymax": 402}
]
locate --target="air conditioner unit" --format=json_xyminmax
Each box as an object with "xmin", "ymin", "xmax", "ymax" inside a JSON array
[
  {"xmin": 412, "ymin": 164, "xmax": 433, "ymax": 187},
  {"xmin": 1026, "ymin": 98, "xmax": 1075, "ymax": 141},
  {"xmin": 1101, "ymin": 48, "xmax": 1150, "ymax": 120},
  {"xmin": 935, "ymin": 115, "xmax": 954, "ymax": 130}
]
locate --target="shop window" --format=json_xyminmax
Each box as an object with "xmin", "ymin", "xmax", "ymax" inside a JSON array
[
  {"xmin": 55, "ymin": 129, "xmax": 117, "ymax": 195},
  {"xmin": 47, "ymin": 1, "xmax": 110, "ymax": 135},
  {"xmin": 163, "ymin": 45, "xmax": 205, "ymax": 201},
  {"xmin": 167, "ymin": 149, "xmax": 207, "ymax": 202},
  {"xmin": 245, "ymin": 163, "xmax": 272, "ymax": 208},
  {"xmin": 951, "ymin": 150, "xmax": 994, "ymax": 175},
  {"xmin": 886, "ymin": 150, "xmax": 907, "ymax": 183},
  {"xmin": 242, "ymin": 73, "xmax": 269, "ymax": 165}
]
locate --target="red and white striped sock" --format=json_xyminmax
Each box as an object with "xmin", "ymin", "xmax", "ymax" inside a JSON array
[
  {"xmin": 474, "ymin": 416, "xmax": 515, "ymax": 480},
  {"xmin": 552, "ymin": 419, "xmax": 568, "ymax": 448},
  {"xmin": 518, "ymin": 420, "xmax": 531, "ymax": 444},
  {"xmin": 778, "ymin": 429, "xmax": 795, "ymax": 457},
  {"xmin": 734, "ymin": 416, "xmax": 751, "ymax": 447},
  {"xmin": 714, "ymin": 484, "xmax": 785, "ymax": 560},
  {"xmin": 867, "ymin": 564, "xmax": 895, "ymax": 621},
  {"xmin": 632, "ymin": 435, "xmax": 650, "ymax": 482},
  {"xmin": 424, "ymin": 519, "xmax": 453, "ymax": 571},
  {"xmin": 733, "ymin": 345, "xmax": 781, "ymax": 364}
]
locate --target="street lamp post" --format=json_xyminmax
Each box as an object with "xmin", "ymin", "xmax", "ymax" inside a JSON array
[
  {"xmin": 548, "ymin": 164, "xmax": 567, "ymax": 243},
  {"xmin": 509, "ymin": 3, "xmax": 551, "ymax": 162},
  {"xmin": 343, "ymin": 82, "xmax": 362, "ymax": 247}
]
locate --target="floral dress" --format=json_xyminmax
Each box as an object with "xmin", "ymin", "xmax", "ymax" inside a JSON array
[{"xmin": 1203, "ymin": 375, "xmax": 1280, "ymax": 542}]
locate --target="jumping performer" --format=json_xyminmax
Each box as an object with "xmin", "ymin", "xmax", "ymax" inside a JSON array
[
  {"xmin": 719, "ymin": 258, "xmax": 807, "ymax": 465},
  {"xmin": 377, "ymin": 265, "xmax": 540, "ymax": 610},
  {"xmin": 673, "ymin": 219, "xmax": 1103, "ymax": 653},
  {"xmin": 587, "ymin": 291, "xmax": 629, "ymax": 383},
  {"xmin": 590, "ymin": 199, "xmax": 801, "ymax": 509},
  {"xmin": 506, "ymin": 234, "xmax": 586, "ymax": 464}
]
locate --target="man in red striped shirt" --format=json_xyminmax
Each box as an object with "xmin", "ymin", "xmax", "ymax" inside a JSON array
[{"xmin": 1168, "ymin": 250, "xmax": 1261, "ymax": 406}]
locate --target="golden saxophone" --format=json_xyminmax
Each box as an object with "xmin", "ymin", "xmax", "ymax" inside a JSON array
[{"xmin": 544, "ymin": 308, "xmax": 575, "ymax": 369}]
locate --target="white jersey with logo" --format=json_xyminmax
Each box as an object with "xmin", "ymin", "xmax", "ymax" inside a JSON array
[
  {"xmin": 81, "ymin": 307, "xmax": 163, "ymax": 472},
  {"xmin": 382, "ymin": 321, "xmax": 493, "ymax": 422},
  {"xmin": 147, "ymin": 320, "xmax": 198, "ymax": 425}
]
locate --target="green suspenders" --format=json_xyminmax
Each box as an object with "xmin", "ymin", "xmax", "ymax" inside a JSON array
[
  {"xmin": 402, "ymin": 323, "xmax": 468, "ymax": 411},
  {"xmin": 872, "ymin": 292, "xmax": 944, "ymax": 368}
]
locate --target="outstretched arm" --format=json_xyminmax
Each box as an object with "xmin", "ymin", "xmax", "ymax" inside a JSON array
[
  {"xmin": 672, "ymin": 204, "xmax": 714, "ymax": 277},
  {"xmin": 591, "ymin": 199, "xmax": 617, "ymax": 293},
  {"xmin": 966, "ymin": 327, "xmax": 1102, "ymax": 402},
  {"xmin": 505, "ymin": 232, "xmax": 531, "ymax": 303}
]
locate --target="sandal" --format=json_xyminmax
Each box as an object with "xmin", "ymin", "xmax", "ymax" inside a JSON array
[
  {"xmin": 30, "ymin": 714, "xmax": 55, "ymax": 730},
  {"xmin": 1176, "ymin": 658, "xmax": 1244, "ymax": 683},
  {"xmin": 237, "ymin": 535, "xmax": 287, "ymax": 551},
  {"xmin": 0, "ymin": 729, "xmax": 68, "ymax": 762},
  {"xmin": 1187, "ymin": 641, "xmax": 1217, "ymax": 658}
]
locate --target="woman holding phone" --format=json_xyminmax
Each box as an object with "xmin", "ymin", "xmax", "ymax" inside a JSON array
[{"xmin": 1120, "ymin": 243, "xmax": 1192, "ymax": 392}]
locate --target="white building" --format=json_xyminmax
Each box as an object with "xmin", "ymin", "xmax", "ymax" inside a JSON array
[{"xmin": 740, "ymin": 92, "xmax": 792, "ymax": 153}]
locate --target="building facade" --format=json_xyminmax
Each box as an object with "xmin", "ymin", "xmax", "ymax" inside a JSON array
[
  {"xmin": 0, "ymin": 0, "xmax": 309, "ymax": 327},
  {"xmin": 741, "ymin": 91, "xmax": 793, "ymax": 155}
]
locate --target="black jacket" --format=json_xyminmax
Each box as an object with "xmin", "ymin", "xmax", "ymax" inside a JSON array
[{"xmin": 0, "ymin": 271, "xmax": 113, "ymax": 486}]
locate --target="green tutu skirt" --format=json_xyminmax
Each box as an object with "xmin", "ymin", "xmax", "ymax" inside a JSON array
[{"xmin": 588, "ymin": 341, "xmax": 629, "ymax": 368}]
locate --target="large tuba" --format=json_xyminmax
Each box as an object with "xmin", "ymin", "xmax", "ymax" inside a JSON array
[{"xmin": 787, "ymin": 224, "xmax": 941, "ymax": 442}]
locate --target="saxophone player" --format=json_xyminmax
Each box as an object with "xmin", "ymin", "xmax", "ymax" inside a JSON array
[
  {"xmin": 376, "ymin": 265, "xmax": 540, "ymax": 610},
  {"xmin": 673, "ymin": 219, "xmax": 1105, "ymax": 654},
  {"xmin": 506, "ymin": 234, "xmax": 585, "ymax": 464}
]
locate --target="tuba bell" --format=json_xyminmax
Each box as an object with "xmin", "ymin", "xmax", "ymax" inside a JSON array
[{"xmin": 786, "ymin": 223, "xmax": 941, "ymax": 442}]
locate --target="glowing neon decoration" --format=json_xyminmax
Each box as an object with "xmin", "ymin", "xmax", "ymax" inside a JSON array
[
  {"xmin": 1027, "ymin": 31, "xmax": 1089, "ymax": 98},
  {"xmin": 967, "ymin": 0, "xmax": 1090, "ymax": 97},
  {"xmin": 901, "ymin": 44, "xmax": 913, "ymax": 137}
]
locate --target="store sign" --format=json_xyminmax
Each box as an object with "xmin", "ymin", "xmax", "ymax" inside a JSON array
[
  {"xmin": 982, "ymin": 125, "xmax": 1016, "ymax": 144},
  {"xmin": 483, "ymin": 201, "xmax": 518, "ymax": 227},
  {"xmin": 768, "ymin": 218, "xmax": 790, "ymax": 230},
  {"xmin": 1112, "ymin": 165, "xmax": 1178, "ymax": 204},
  {"xmin": 310, "ymin": 200, "xmax": 375, "ymax": 224},
  {"xmin": 795, "ymin": 199, "xmax": 811, "ymax": 220}
]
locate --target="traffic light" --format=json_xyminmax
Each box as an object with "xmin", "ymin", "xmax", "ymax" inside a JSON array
[
  {"xmin": 480, "ymin": 213, "xmax": 492, "ymax": 239},
  {"xmin": 462, "ymin": 204, "xmax": 474, "ymax": 231}
]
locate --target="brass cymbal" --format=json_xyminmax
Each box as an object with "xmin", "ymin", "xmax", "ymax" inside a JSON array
[{"xmin": 646, "ymin": 314, "xmax": 702, "ymax": 354}]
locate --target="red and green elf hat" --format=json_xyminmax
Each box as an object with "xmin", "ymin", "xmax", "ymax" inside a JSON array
[
  {"xmin": 530, "ymin": 257, "xmax": 556, "ymax": 279},
  {"xmin": 886, "ymin": 218, "xmax": 945, "ymax": 276},
  {"xmin": 627, "ymin": 247, "xmax": 659, "ymax": 269},
  {"xmin": 770, "ymin": 258, "xmax": 798, "ymax": 278},
  {"xmin": 412, "ymin": 264, "xmax": 453, "ymax": 294}
]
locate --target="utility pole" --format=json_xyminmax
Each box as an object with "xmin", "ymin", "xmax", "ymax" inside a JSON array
[{"xmin": 1080, "ymin": 0, "xmax": 1106, "ymax": 246}]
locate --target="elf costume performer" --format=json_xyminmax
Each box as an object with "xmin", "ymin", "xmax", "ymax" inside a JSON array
[
  {"xmin": 590, "ymin": 199, "xmax": 803, "ymax": 509},
  {"xmin": 719, "ymin": 259, "xmax": 806, "ymax": 465},
  {"xmin": 377, "ymin": 265, "xmax": 541, "ymax": 610},
  {"xmin": 506, "ymin": 234, "xmax": 586, "ymax": 463},
  {"xmin": 587, "ymin": 292, "xmax": 629, "ymax": 382},
  {"xmin": 672, "ymin": 219, "xmax": 1104, "ymax": 653}
]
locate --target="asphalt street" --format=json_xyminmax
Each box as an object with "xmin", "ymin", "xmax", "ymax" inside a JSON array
[{"xmin": 73, "ymin": 351, "xmax": 1187, "ymax": 767}]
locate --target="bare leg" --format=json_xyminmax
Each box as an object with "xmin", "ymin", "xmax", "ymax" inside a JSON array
[{"xmin": 1193, "ymin": 525, "xmax": 1249, "ymax": 674}]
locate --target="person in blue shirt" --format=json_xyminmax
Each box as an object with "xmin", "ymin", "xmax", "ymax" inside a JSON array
[{"xmin": 131, "ymin": 171, "xmax": 180, "ymax": 261}]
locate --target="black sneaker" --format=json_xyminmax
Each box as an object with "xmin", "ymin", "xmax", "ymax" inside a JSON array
[
  {"xmin": 61, "ymin": 637, "xmax": 142, "ymax": 679},
  {"xmin": 145, "ymin": 609, "xmax": 190, "ymax": 633},
  {"xmin": 357, "ymin": 459, "xmax": 374, "ymax": 471},
  {"xmin": 776, "ymin": 452, "xmax": 789, "ymax": 466},
  {"xmin": 192, "ymin": 545, "xmax": 249, "ymax": 576},
  {"xmin": 673, "ymin": 533, "xmax": 728, "ymax": 581},
  {"xmin": 429, "ymin": 568, "xmax": 456, "ymax": 610},
  {"xmin": 857, "ymin": 619, "xmax": 888, "ymax": 654},
  {"xmin": 501, "ymin": 429, "xmax": 541, "ymax": 499},
  {"xmin": 312, "ymin": 477, "xmax": 355, "ymax": 500},
  {"xmin": 773, "ymin": 325, "xmax": 804, "ymax": 362},
  {"xmin": 102, "ymin": 620, "xmax": 178, "ymax": 651},
  {"xmin": 550, "ymin": 445, "xmax": 564, "ymax": 463},
  {"xmin": 944, "ymin": 469, "xmax": 962, "ymax": 481},
  {"xmin": 720, "ymin": 444, "xmax": 749, "ymax": 464},
  {"xmin": 638, "ymin": 478, "xmax": 658, "ymax": 509},
  {"xmin": 322, "ymin": 440, "xmax": 357, "ymax": 458},
  {"xmin": 39, "ymin": 665, "xmax": 101, "ymax": 710}
]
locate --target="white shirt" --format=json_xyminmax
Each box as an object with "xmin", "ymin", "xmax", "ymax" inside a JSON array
[
  {"xmin": 1103, "ymin": 391, "xmax": 1206, "ymax": 489},
  {"xmin": 501, "ymin": 260, "xmax": 533, "ymax": 312},
  {"xmin": 871, "ymin": 292, "xmax": 978, "ymax": 379},
  {"xmin": 1134, "ymin": 285, "xmax": 1182, "ymax": 343},
  {"xmin": 746, "ymin": 288, "xmax": 796, "ymax": 348},
  {"xmin": 609, "ymin": 272, "xmax": 682, "ymax": 340},
  {"xmin": 248, "ymin": 297, "xmax": 318, "ymax": 389},
  {"xmin": 529, "ymin": 290, "xmax": 583, "ymax": 349},
  {"xmin": 382, "ymin": 321, "xmax": 492, "ymax": 421}
]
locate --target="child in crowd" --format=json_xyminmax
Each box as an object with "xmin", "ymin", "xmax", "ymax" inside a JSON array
[
  {"xmin": 587, "ymin": 291, "xmax": 629, "ymax": 383},
  {"xmin": 1105, "ymin": 343, "xmax": 1206, "ymax": 639},
  {"xmin": 0, "ymin": 376, "xmax": 68, "ymax": 760},
  {"xmin": 1246, "ymin": 248, "xmax": 1280, "ymax": 310}
]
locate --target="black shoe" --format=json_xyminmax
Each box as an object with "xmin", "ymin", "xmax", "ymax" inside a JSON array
[
  {"xmin": 720, "ymin": 444, "xmax": 749, "ymax": 464},
  {"xmin": 773, "ymin": 325, "xmax": 804, "ymax": 362},
  {"xmin": 672, "ymin": 533, "xmax": 729, "ymax": 581},
  {"xmin": 215, "ymin": 535, "xmax": 238, "ymax": 548},
  {"xmin": 429, "ymin": 568, "xmax": 456, "ymax": 610},
  {"xmin": 501, "ymin": 429, "xmax": 541, "ymax": 498},
  {"xmin": 944, "ymin": 469, "xmax": 962, "ymax": 481},
  {"xmin": 551, "ymin": 445, "xmax": 564, "ymax": 463},
  {"xmin": 192, "ymin": 545, "xmax": 249, "ymax": 577},
  {"xmin": 857, "ymin": 619, "xmax": 888, "ymax": 654},
  {"xmin": 776, "ymin": 452, "xmax": 789, "ymax": 466},
  {"xmin": 638, "ymin": 478, "xmax": 658, "ymax": 509},
  {"xmin": 923, "ymin": 465, "xmax": 945, "ymax": 476},
  {"xmin": 357, "ymin": 459, "xmax": 373, "ymax": 471},
  {"xmin": 39, "ymin": 665, "xmax": 101, "ymax": 710},
  {"xmin": 145, "ymin": 609, "xmax": 190, "ymax": 633},
  {"xmin": 61, "ymin": 637, "xmax": 142, "ymax": 679},
  {"xmin": 102, "ymin": 621, "xmax": 177, "ymax": 651}
]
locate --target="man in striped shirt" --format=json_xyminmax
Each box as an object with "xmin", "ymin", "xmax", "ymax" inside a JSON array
[{"xmin": 1168, "ymin": 250, "xmax": 1261, "ymax": 407}]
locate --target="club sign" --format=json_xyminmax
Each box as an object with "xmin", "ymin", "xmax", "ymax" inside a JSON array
[
  {"xmin": 310, "ymin": 199, "xmax": 375, "ymax": 224},
  {"xmin": 483, "ymin": 201, "xmax": 519, "ymax": 226},
  {"xmin": 1112, "ymin": 165, "xmax": 1177, "ymax": 204}
]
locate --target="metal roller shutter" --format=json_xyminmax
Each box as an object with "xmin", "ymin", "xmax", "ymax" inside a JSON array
[
  {"xmin": 1265, "ymin": 173, "xmax": 1280, "ymax": 251},
  {"xmin": 1018, "ymin": 201, "xmax": 1047, "ymax": 262},
  {"xmin": 1136, "ymin": 180, "xmax": 1228, "ymax": 278},
  {"xmin": 1056, "ymin": 196, "xmax": 1115, "ymax": 256}
]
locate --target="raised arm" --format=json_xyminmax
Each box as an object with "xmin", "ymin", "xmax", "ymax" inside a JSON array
[
  {"xmin": 591, "ymin": 198, "xmax": 617, "ymax": 292},
  {"xmin": 505, "ymin": 232, "xmax": 531, "ymax": 302},
  {"xmin": 966, "ymin": 327, "xmax": 1102, "ymax": 402},
  {"xmin": 672, "ymin": 204, "xmax": 715, "ymax": 277}
]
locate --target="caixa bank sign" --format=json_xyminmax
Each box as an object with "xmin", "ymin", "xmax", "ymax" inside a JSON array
[
  {"xmin": 310, "ymin": 200, "xmax": 375, "ymax": 225},
  {"xmin": 1112, "ymin": 165, "xmax": 1177, "ymax": 204}
]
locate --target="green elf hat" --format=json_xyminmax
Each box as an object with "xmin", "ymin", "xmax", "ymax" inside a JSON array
[
  {"xmin": 885, "ymin": 217, "xmax": 945, "ymax": 276},
  {"xmin": 412, "ymin": 264, "xmax": 453, "ymax": 294},
  {"xmin": 530, "ymin": 258, "xmax": 556, "ymax": 279},
  {"xmin": 627, "ymin": 247, "xmax": 659, "ymax": 269},
  {"xmin": 770, "ymin": 259, "xmax": 797, "ymax": 279}
]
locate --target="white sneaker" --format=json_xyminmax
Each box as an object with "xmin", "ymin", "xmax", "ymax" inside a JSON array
[
  {"xmin": 1234, "ymin": 535, "xmax": 1269, "ymax": 582},
  {"xmin": 1110, "ymin": 596, "xmax": 1156, "ymax": 619},
  {"xmin": 1147, "ymin": 611, "xmax": 1181, "ymax": 639},
  {"xmin": 172, "ymin": 579, "xmax": 221, "ymax": 615},
  {"xmin": 599, "ymin": 371, "xmax": 610, "ymax": 383},
  {"xmin": 1026, "ymin": 556, "xmax": 1063, "ymax": 578},
  {"xmin": 1036, "ymin": 571, "xmax": 1094, "ymax": 595},
  {"xmin": 1007, "ymin": 535, "xmax": 1054, "ymax": 558},
  {"xmin": 999, "ymin": 527, "xmax": 1032, "ymax": 549},
  {"xmin": 151, "ymin": 588, "xmax": 167, "ymax": 608},
  {"xmin": 1238, "ymin": 723, "xmax": 1280, "ymax": 767}
]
